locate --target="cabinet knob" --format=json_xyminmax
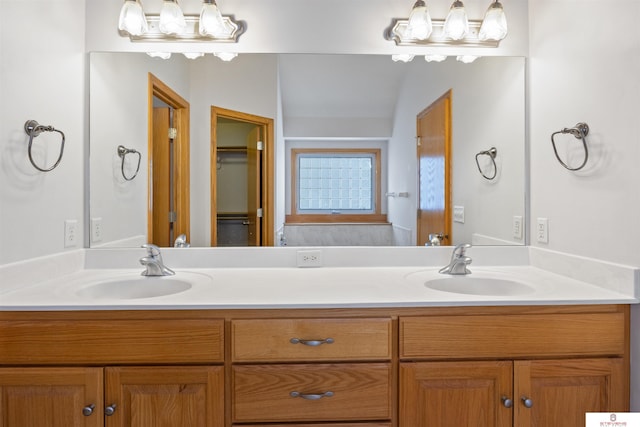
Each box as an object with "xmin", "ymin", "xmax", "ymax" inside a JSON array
[
  {"xmin": 501, "ymin": 396, "xmax": 513, "ymax": 408},
  {"xmin": 521, "ymin": 396, "xmax": 533, "ymax": 408},
  {"xmin": 105, "ymin": 404, "xmax": 117, "ymax": 416},
  {"xmin": 290, "ymin": 391, "xmax": 334, "ymax": 400},
  {"xmin": 82, "ymin": 404, "xmax": 95, "ymax": 416},
  {"xmin": 290, "ymin": 337, "xmax": 334, "ymax": 346}
]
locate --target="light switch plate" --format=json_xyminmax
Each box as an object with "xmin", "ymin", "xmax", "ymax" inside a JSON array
[{"xmin": 453, "ymin": 206, "xmax": 465, "ymax": 223}]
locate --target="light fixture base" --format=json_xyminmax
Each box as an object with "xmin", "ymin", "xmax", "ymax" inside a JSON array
[
  {"xmin": 385, "ymin": 18, "xmax": 499, "ymax": 47},
  {"xmin": 121, "ymin": 14, "xmax": 245, "ymax": 43}
]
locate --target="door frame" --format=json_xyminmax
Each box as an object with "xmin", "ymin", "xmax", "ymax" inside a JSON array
[
  {"xmin": 147, "ymin": 73, "xmax": 190, "ymax": 246},
  {"xmin": 210, "ymin": 106, "xmax": 274, "ymax": 246},
  {"xmin": 416, "ymin": 90, "xmax": 452, "ymax": 246}
]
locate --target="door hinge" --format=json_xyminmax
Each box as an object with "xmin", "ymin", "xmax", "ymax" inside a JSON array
[
  {"xmin": 168, "ymin": 211, "xmax": 177, "ymax": 223},
  {"xmin": 257, "ymin": 208, "xmax": 263, "ymax": 218},
  {"xmin": 168, "ymin": 128, "xmax": 178, "ymax": 139},
  {"xmin": 257, "ymin": 141, "xmax": 264, "ymax": 151}
]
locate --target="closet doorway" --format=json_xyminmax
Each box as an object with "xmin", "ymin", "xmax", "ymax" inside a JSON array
[
  {"xmin": 211, "ymin": 107, "xmax": 274, "ymax": 246},
  {"xmin": 148, "ymin": 74, "xmax": 190, "ymax": 247}
]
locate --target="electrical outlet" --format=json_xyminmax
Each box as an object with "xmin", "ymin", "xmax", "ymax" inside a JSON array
[
  {"xmin": 453, "ymin": 206, "xmax": 465, "ymax": 223},
  {"xmin": 536, "ymin": 218, "xmax": 549, "ymax": 243},
  {"xmin": 64, "ymin": 220, "xmax": 78, "ymax": 248},
  {"xmin": 297, "ymin": 249, "xmax": 322, "ymax": 268},
  {"xmin": 513, "ymin": 215, "xmax": 523, "ymax": 240},
  {"xmin": 91, "ymin": 217, "xmax": 103, "ymax": 243}
]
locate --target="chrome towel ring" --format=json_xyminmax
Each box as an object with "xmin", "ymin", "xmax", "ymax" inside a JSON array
[
  {"xmin": 551, "ymin": 122, "xmax": 589, "ymax": 171},
  {"xmin": 475, "ymin": 147, "xmax": 497, "ymax": 180},
  {"xmin": 24, "ymin": 120, "xmax": 65, "ymax": 172},
  {"xmin": 117, "ymin": 145, "xmax": 142, "ymax": 181}
]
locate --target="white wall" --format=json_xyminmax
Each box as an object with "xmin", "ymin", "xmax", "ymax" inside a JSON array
[
  {"xmin": 388, "ymin": 57, "xmax": 526, "ymax": 245},
  {"xmin": 0, "ymin": 0, "xmax": 86, "ymax": 264},
  {"xmin": 528, "ymin": 0, "xmax": 640, "ymax": 410}
]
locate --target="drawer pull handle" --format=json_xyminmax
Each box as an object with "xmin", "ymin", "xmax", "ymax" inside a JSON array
[
  {"xmin": 82, "ymin": 404, "xmax": 95, "ymax": 416},
  {"xmin": 290, "ymin": 391, "xmax": 334, "ymax": 400},
  {"xmin": 501, "ymin": 396, "xmax": 513, "ymax": 408},
  {"xmin": 105, "ymin": 404, "xmax": 117, "ymax": 416},
  {"xmin": 290, "ymin": 337, "xmax": 335, "ymax": 346},
  {"xmin": 521, "ymin": 397, "xmax": 533, "ymax": 408}
]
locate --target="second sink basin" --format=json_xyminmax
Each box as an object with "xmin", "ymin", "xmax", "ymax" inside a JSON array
[{"xmin": 425, "ymin": 276, "xmax": 535, "ymax": 296}]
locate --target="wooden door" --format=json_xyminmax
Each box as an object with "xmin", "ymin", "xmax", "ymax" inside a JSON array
[
  {"xmin": 400, "ymin": 361, "xmax": 512, "ymax": 427},
  {"xmin": 416, "ymin": 91, "xmax": 452, "ymax": 246},
  {"xmin": 105, "ymin": 366, "xmax": 224, "ymax": 427},
  {"xmin": 0, "ymin": 367, "xmax": 103, "ymax": 427},
  {"xmin": 514, "ymin": 358, "xmax": 627, "ymax": 427},
  {"xmin": 246, "ymin": 127, "xmax": 262, "ymax": 246},
  {"xmin": 152, "ymin": 107, "xmax": 172, "ymax": 247}
]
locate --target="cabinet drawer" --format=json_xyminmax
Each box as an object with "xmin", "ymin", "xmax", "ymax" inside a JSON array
[
  {"xmin": 231, "ymin": 318, "xmax": 392, "ymax": 362},
  {"xmin": 400, "ymin": 312, "xmax": 626, "ymax": 360},
  {"xmin": 232, "ymin": 363, "xmax": 392, "ymax": 422},
  {"xmin": 0, "ymin": 319, "xmax": 224, "ymax": 364}
]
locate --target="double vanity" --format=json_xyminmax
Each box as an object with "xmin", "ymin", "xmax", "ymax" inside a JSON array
[{"xmin": 0, "ymin": 245, "xmax": 637, "ymax": 426}]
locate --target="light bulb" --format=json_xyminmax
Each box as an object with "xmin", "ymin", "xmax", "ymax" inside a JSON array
[
  {"xmin": 200, "ymin": 0, "xmax": 233, "ymax": 37},
  {"xmin": 391, "ymin": 54, "xmax": 415, "ymax": 63},
  {"xmin": 147, "ymin": 52, "xmax": 172, "ymax": 59},
  {"xmin": 479, "ymin": 1, "xmax": 508, "ymax": 41},
  {"xmin": 405, "ymin": 0, "xmax": 432, "ymax": 40},
  {"xmin": 443, "ymin": 0, "xmax": 469, "ymax": 41},
  {"xmin": 456, "ymin": 55, "xmax": 478, "ymax": 63},
  {"xmin": 159, "ymin": 0, "xmax": 186, "ymax": 35},
  {"xmin": 118, "ymin": 0, "xmax": 148, "ymax": 36},
  {"xmin": 213, "ymin": 52, "xmax": 238, "ymax": 61},
  {"xmin": 424, "ymin": 54, "xmax": 447, "ymax": 62},
  {"xmin": 184, "ymin": 52, "xmax": 205, "ymax": 59}
]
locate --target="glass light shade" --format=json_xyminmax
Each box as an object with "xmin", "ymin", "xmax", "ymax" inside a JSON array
[
  {"xmin": 184, "ymin": 52, "xmax": 205, "ymax": 59},
  {"xmin": 425, "ymin": 54, "xmax": 447, "ymax": 62},
  {"xmin": 147, "ymin": 52, "xmax": 172, "ymax": 59},
  {"xmin": 213, "ymin": 52, "xmax": 238, "ymax": 61},
  {"xmin": 456, "ymin": 55, "xmax": 478, "ymax": 63},
  {"xmin": 391, "ymin": 54, "xmax": 415, "ymax": 63},
  {"xmin": 159, "ymin": 0, "xmax": 186, "ymax": 35},
  {"xmin": 118, "ymin": 0, "xmax": 148, "ymax": 36},
  {"xmin": 443, "ymin": 0, "xmax": 469, "ymax": 40},
  {"xmin": 199, "ymin": 1, "xmax": 232, "ymax": 37},
  {"xmin": 405, "ymin": 0, "xmax": 432, "ymax": 40},
  {"xmin": 479, "ymin": 1, "xmax": 508, "ymax": 41}
]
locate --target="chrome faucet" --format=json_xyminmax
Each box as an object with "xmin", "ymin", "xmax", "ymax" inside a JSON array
[
  {"xmin": 140, "ymin": 244, "xmax": 175, "ymax": 276},
  {"xmin": 439, "ymin": 243, "xmax": 472, "ymax": 275},
  {"xmin": 174, "ymin": 234, "xmax": 190, "ymax": 248}
]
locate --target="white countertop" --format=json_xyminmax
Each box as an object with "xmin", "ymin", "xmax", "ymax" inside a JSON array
[{"xmin": 1, "ymin": 247, "xmax": 637, "ymax": 310}]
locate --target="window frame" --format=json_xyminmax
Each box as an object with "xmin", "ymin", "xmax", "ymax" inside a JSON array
[{"xmin": 287, "ymin": 148, "xmax": 387, "ymax": 223}]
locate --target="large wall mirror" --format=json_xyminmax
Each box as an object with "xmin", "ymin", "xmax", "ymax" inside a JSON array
[{"xmin": 89, "ymin": 52, "xmax": 525, "ymax": 248}]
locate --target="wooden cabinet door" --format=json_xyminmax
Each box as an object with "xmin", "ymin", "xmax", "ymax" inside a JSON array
[
  {"xmin": 105, "ymin": 366, "xmax": 224, "ymax": 427},
  {"xmin": 400, "ymin": 361, "xmax": 512, "ymax": 427},
  {"xmin": 0, "ymin": 367, "xmax": 103, "ymax": 427},
  {"xmin": 514, "ymin": 358, "xmax": 627, "ymax": 427}
]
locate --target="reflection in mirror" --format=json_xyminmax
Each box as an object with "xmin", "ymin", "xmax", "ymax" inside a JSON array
[{"xmin": 89, "ymin": 53, "xmax": 525, "ymax": 248}]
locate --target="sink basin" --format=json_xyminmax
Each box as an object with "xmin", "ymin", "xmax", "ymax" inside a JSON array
[
  {"xmin": 425, "ymin": 277, "xmax": 535, "ymax": 296},
  {"xmin": 75, "ymin": 274, "xmax": 203, "ymax": 299}
]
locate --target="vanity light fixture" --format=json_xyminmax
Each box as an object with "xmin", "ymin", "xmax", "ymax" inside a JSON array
[
  {"xmin": 118, "ymin": 0, "xmax": 245, "ymax": 43},
  {"xmin": 118, "ymin": 0, "xmax": 148, "ymax": 36},
  {"xmin": 183, "ymin": 52, "xmax": 205, "ymax": 59},
  {"xmin": 385, "ymin": 0, "xmax": 506, "ymax": 48},
  {"xmin": 159, "ymin": 0, "xmax": 186, "ymax": 35},
  {"xmin": 443, "ymin": 0, "xmax": 469, "ymax": 40},
  {"xmin": 213, "ymin": 52, "xmax": 238, "ymax": 61},
  {"xmin": 425, "ymin": 54, "xmax": 447, "ymax": 62},
  {"xmin": 479, "ymin": 0, "xmax": 508, "ymax": 41},
  {"xmin": 405, "ymin": 0, "xmax": 432, "ymax": 40}
]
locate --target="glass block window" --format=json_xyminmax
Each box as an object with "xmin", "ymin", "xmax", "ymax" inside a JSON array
[{"xmin": 293, "ymin": 149, "xmax": 379, "ymax": 215}]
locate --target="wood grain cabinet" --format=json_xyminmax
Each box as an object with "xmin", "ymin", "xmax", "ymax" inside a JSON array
[
  {"xmin": 399, "ymin": 307, "xmax": 629, "ymax": 427},
  {"xmin": 230, "ymin": 318, "xmax": 393, "ymax": 425}
]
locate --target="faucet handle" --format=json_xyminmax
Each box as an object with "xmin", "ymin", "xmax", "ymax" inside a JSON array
[
  {"xmin": 142, "ymin": 243, "xmax": 161, "ymax": 257},
  {"xmin": 453, "ymin": 243, "xmax": 472, "ymax": 256}
]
